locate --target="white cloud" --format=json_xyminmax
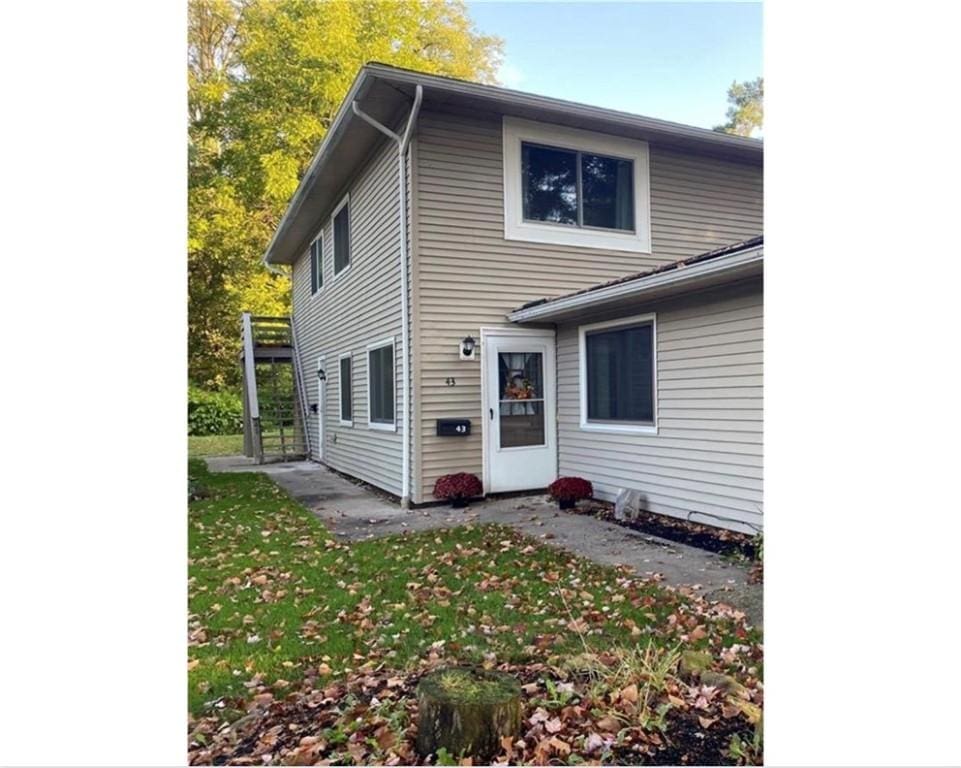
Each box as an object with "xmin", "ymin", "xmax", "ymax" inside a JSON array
[{"xmin": 497, "ymin": 61, "xmax": 525, "ymax": 89}]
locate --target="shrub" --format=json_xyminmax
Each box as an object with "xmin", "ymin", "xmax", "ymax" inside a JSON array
[
  {"xmin": 547, "ymin": 476, "xmax": 594, "ymax": 503},
  {"xmin": 188, "ymin": 385, "xmax": 244, "ymax": 436},
  {"xmin": 433, "ymin": 472, "xmax": 483, "ymax": 501}
]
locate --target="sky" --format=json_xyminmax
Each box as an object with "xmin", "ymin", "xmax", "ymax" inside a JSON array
[{"xmin": 466, "ymin": 1, "xmax": 762, "ymax": 130}]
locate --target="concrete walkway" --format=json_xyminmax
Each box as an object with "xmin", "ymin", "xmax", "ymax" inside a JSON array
[{"xmin": 205, "ymin": 456, "xmax": 761, "ymax": 627}]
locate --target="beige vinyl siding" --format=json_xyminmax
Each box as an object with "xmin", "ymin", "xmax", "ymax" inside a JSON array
[
  {"xmin": 556, "ymin": 279, "xmax": 763, "ymax": 534},
  {"xmin": 292, "ymin": 136, "xmax": 405, "ymax": 496},
  {"xmin": 412, "ymin": 108, "xmax": 762, "ymax": 502}
]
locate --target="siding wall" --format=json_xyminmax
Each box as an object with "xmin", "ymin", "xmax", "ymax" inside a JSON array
[
  {"xmin": 556, "ymin": 279, "xmax": 763, "ymax": 533},
  {"xmin": 412, "ymin": 107, "xmax": 763, "ymax": 503},
  {"xmin": 291, "ymin": 136, "xmax": 406, "ymax": 496}
]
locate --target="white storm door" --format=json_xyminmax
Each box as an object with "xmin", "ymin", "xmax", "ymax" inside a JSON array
[
  {"xmin": 316, "ymin": 355, "xmax": 326, "ymax": 461},
  {"xmin": 484, "ymin": 330, "xmax": 557, "ymax": 492}
]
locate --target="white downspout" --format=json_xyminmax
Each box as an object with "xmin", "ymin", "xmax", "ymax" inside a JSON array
[{"xmin": 352, "ymin": 85, "xmax": 422, "ymax": 506}]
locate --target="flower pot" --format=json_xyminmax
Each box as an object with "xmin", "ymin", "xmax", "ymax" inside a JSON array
[
  {"xmin": 557, "ymin": 498, "xmax": 576, "ymax": 510},
  {"xmin": 451, "ymin": 497, "xmax": 470, "ymax": 508}
]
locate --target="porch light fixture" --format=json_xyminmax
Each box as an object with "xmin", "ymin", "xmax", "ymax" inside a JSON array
[
  {"xmin": 316, "ymin": 368, "xmax": 327, "ymax": 382},
  {"xmin": 459, "ymin": 335, "xmax": 476, "ymax": 360}
]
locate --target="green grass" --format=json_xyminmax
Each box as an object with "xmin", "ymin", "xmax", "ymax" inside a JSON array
[
  {"xmin": 188, "ymin": 459, "xmax": 755, "ymax": 716},
  {"xmin": 188, "ymin": 433, "xmax": 243, "ymax": 457}
]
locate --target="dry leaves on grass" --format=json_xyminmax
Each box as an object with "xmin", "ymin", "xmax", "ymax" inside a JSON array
[{"xmin": 188, "ymin": 642, "xmax": 763, "ymax": 766}]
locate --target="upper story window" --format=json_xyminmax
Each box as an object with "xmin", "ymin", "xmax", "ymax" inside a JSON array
[
  {"xmin": 522, "ymin": 143, "xmax": 635, "ymax": 231},
  {"xmin": 579, "ymin": 314, "xmax": 657, "ymax": 435},
  {"xmin": 504, "ymin": 117, "xmax": 651, "ymax": 253},
  {"xmin": 309, "ymin": 235, "xmax": 323, "ymax": 295},
  {"xmin": 332, "ymin": 194, "xmax": 351, "ymax": 276}
]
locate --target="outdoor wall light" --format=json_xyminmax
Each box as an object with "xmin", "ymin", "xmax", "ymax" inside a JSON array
[
  {"xmin": 459, "ymin": 335, "xmax": 476, "ymax": 360},
  {"xmin": 316, "ymin": 368, "xmax": 327, "ymax": 381}
]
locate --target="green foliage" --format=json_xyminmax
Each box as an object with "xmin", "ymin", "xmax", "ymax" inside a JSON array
[
  {"xmin": 728, "ymin": 727, "xmax": 763, "ymax": 764},
  {"xmin": 188, "ymin": 0, "xmax": 502, "ymax": 388},
  {"xmin": 714, "ymin": 77, "xmax": 763, "ymax": 137},
  {"xmin": 188, "ymin": 385, "xmax": 244, "ymax": 435}
]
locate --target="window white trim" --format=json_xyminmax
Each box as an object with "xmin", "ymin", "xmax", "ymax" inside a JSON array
[
  {"xmin": 503, "ymin": 117, "xmax": 651, "ymax": 253},
  {"xmin": 330, "ymin": 193, "xmax": 352, "ymax": 281},
  {"xmin": 308, "ymin": 228, "xmax": 325, "ymax": 299},
  {"xmin": 338, "ymin": 352, "xmax": 353, "ymax": 426},
  {"xmin": 366, "ymin": 337, "xmax": 397, "ymax": 432},
  {"xmin": 578, "ymin": 312, "xmax": 658, "ymax": 435}
]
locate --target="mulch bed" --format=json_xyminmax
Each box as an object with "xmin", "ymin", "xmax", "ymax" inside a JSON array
[{"xmin": 573, "ymin": 500, "xmax": 759, "ymax": 561}]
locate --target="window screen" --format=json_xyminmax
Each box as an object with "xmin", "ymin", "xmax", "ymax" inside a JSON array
[
  {"xmin": 333, "ymin": 202, "xmax": 351, "ymax": 274},
  {"xmin": 521, "ymin": 141, "xmax": 634, "ymax": 232},
  {"xmin": 369, "ymin": 344, "xmax": 394, "ymax": 424},
  {"xmin": 339, "ymin": 356, "xmax": 352, "ymax": 422},
  {"xmin": 586, "ymin": 322, "xmax": 654, "ymax": 423},
  {"xmin": 310, "ymin": 237, "xmax": 323, "ymax": 294}
]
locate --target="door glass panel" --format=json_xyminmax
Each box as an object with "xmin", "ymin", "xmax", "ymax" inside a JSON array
[
  {"xmin": 498, "ymin": 352, "xmax": 543, "ymax": 400},
  {"xmin": 498, "ymin": 351, "xmax": 545, "ymax": 447},
  {"xmin": 500, "ymin": 400, "xmax": 545, "ymax": 448}
]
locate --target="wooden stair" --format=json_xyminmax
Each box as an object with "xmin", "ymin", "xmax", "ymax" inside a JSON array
[{"xmin": 240, "ymin": 313, "xmax": 310, "ymax": 463}]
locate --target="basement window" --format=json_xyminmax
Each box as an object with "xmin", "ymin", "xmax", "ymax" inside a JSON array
[
  {"xmin": 367, "ymin": 338, "xmax": 395, "ymax": 431},
  {"xmin": 579, "ymin": 314, "xmax": 657, "ymax": 434}
]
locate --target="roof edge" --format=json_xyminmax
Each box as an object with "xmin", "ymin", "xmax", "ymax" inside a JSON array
[
  {"xmin": 508, "ymin": 239, "xmax": 763, "ymax": 323},
  {"xmin": 264, "ymin": 63, "xmax": 763, "ymax": 265},
  {"xmin": 363, "ymin": 63, "xmax": 762, "ymax": 153}
]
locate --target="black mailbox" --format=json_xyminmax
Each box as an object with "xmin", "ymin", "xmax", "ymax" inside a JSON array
[{"xmin": 436, "ymin": 418, "xmax": 471, "ymax": 437}]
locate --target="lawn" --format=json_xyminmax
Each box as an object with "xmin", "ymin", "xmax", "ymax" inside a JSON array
[
  {"xmin": 188, "ymin": 459, "xmax": 763, "ymax": 765},
  {"xmin": 188, "ymin": 433, "xmax": 244, "ymax": 457}
]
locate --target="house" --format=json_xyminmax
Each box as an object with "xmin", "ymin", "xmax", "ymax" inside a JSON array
[{"xmin": 257, "ymin": 63, "xmax": 763, "ymax": 534}]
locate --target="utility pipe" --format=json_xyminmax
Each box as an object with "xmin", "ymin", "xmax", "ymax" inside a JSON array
[{"xmin": 351, "ymin": 85, "xmax": 422, "ymax": 506}]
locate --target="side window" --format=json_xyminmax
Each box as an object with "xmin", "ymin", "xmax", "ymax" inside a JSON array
[
  {"xmin": 309, "ymin": 236, "xmax": 323, "ymax": 294},
  {"xmin": 367, "ymin": 340, "xmax": 395, "ymax": 430},
  {"xmin": 333, "ymin": 196, "xmax": 351, "ymax": 275},
  {"xmin": 339, "ymin": 354, "xmax": 352, "ymax": 425}
]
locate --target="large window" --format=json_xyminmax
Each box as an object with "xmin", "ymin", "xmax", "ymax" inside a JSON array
[
  {"xmin": 309, "ymin": 235, "xmax": 323, "ymax": 295},
  {"xmin": 522, "ymin": 143, "xmax": 634, "ymax": 231},
  {"xmin": 339, "ymin": 354, "xmax": 352, "ymax": 425},
  {"xmin": 579, "ymin": 314, "xmax": 657, "ymax": 434},
  {"xmin": 332, "ymin": 195, "xmax": 351, "ymax": 276},
  {"xmin": 503, "ymin": 117, "xmax": 650, "ymax": 253},
  {"xmin": 367, "ymin": 339, "xmax": 395, "ymax": 430}
]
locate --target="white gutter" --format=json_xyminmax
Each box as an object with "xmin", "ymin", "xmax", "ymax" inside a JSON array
[
  {"xmin": 509, "ymin": 246, "xmax": 763, "ymax": 323},
  {"xmin": 351, "ymin": 85, "xmax": 423, "ymax": 507}
]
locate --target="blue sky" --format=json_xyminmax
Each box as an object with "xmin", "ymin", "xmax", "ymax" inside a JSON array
[{"xmin": 467, "ymin": 1, "xmax": 762, "ymax": 129}]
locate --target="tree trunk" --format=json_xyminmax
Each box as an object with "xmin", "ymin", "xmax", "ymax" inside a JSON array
[{"xmin": 415, "ymin": 668, "xmax": 521, "ymax": 762}]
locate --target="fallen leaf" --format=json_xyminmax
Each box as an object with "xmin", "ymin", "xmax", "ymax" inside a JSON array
[
  {"xmin": 698, "ymin": 715, "xmax": 718, "ymax": 728},
  {"xmin": 596, "ymin": 715, "xmax": 620, "ymax": 732}
]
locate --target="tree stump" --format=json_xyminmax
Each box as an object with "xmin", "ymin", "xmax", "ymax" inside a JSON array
[{"xmin": 415, "ymin": 667, "xmax": 521, "ymax": 762}]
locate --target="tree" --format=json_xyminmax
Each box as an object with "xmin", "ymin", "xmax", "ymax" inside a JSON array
[
  {"xmin": 188, "ymin": 0, "xmax": 502, "ymax": 389},
  {"xmin": 714, "ymin": 77, "xmax": 763, "ymax": 137}
]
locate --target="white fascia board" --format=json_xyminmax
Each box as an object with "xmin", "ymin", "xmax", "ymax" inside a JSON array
[{"xmin": 508, "ymin": 247, "xmax": 763, "ymax": 323}]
